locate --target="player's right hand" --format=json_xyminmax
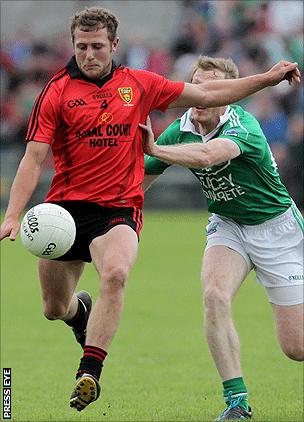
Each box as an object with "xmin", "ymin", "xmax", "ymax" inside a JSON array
[
  {"xmin": 0, "ymin": 218, "xmax": 20, "ymax": 241},
  {"xmin": 139, "ymin": 116, "xmax": 157, "ymax": 156},
  {"xmin": 266, "ymin": 61, "xmax": 301, "ymax": 86}
]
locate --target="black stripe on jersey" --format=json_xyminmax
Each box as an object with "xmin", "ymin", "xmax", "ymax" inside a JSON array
[{"xmin": 27, "ymin": 69, "xmax": 68, "ymax": 141}]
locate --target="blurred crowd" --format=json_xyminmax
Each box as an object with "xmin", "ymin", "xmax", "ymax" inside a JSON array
[{"xmin": 1, "ymin": 0, "xmax": 303, "ymax": 208}]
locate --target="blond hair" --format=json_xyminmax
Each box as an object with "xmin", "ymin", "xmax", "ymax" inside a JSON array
[
  {"xmin": 70, "ymin": 7, "xmax": 119, "ymax": 43},
  {"xmin": 191, "ymin": 56, "xmax": 239, "ymax": 81}
]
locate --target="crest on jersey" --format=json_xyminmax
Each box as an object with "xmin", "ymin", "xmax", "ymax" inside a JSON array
[
  {"xmin": 118, "ymin": 87, "xmax": 133, "ymax": 104},
  {"xmin": 98, "ymin": 112, "xmax": 113, "ymax": 125}
]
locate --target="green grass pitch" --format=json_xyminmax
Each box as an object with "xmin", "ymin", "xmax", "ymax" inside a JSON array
[{"xmin": 1, "ymin": 211, "xmax": 303, "ymax": 421}]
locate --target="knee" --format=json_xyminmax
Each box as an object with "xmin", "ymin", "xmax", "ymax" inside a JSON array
[
  {"xmin": 101, "ymin": 266, "xmax": 129, "ymax": 291},
  {"xmin": 204, "ymin": 282, "xmax": 231, "ymax": 315},
  {"xmin": 282, "ymin": 344, "xmax": 304, "ymax": 361},
  {"xmin": 43, "ymin": 301, "xmax": 69, "ymax": 320}
]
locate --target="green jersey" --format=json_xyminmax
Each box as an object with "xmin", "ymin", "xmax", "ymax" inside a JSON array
[{"xmin": 145, "ymin": 105, "xmax": 291, "ymax": 225}]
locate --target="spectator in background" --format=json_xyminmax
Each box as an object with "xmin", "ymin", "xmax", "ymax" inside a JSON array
[
  {"xmin": 147, "ymin": 46, "xmax": 173, "ymax": 77},
  {"xmin": 248, "ymin": 91, "xmax": 289, "ymax": 173},
  {"xmin": 250, "ymin": 92, "xmax": 289, "ymax": 144},
  {"xmin": 5, "ymin": 29, "xmax": 34, "ymax": 69},
  {"xmin": 124, "ymin": 34, "xmax": 150, "ymax": 70},
  {"xmin": 268, "ymin": 0, "xmax": 303, "ymax": 36},
  {"xmin": 288, "ymin": 29, "xmax": 304, "ymax": 69}
]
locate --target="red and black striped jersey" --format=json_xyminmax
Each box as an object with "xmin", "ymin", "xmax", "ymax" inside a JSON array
[{"xmin": 26, "ymin": 57, "xmax": 184, "ymax": 209}]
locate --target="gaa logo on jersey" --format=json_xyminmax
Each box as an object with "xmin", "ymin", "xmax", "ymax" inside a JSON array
[
  {"xmin": 118, "ymin": 87, "xmax": 133, "ymax": 105},
  {"xmin": 67, "ymin": 98, "xmax": 87, "ymax": 108}
]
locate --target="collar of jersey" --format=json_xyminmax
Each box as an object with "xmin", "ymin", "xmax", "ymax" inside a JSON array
[
  {"xmin": 179, "ymin": 105, "xmax": 231, "ymax": 143},
  {"xmin": 66, "ymin": 56, "xmax": 120, "ymax": 88}
]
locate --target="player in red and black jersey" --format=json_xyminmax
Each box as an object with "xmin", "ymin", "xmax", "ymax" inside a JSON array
[{"xmin": 0, "ymin": 6, "xmax": 300, "ymax": 413}]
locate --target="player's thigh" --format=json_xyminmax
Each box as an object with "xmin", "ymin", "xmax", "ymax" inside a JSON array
[
  {"xmin": 202, "ymin": 246, "xmax": 249, "ymax": 299},
  {"xmin": 38, "ymin": 258, "xmax": 85, "ymax": 303},
  {"xmin": 271, "ymin": 302, "xmax": 304, "ymax": 360},
  {"xmin": 89, "ymin": 225, "xmax": 139, "ymax": 284}
]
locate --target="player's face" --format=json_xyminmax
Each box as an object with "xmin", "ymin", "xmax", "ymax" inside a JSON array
[
  {"xmin": 74, "ymin": 27, "xmax": 119, "ymax": 80},
  {"xmin": 191, "ymin": 69, "xmax": 226, "ymax": 128}
]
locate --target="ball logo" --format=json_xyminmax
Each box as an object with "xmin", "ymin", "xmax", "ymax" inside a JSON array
[
  {"xmin": 26, "ymin": 209, "xmax": 39, "ymax": 233},
  {"xmin": 22, "ymin": 222, "xmax": 34, "ymax": 241},
  {"xmin": 41, "ymin": 243, "xmax": 57, "ymax": 256}
]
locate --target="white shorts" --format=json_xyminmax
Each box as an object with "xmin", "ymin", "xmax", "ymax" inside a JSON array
[{"xmin": 205, "ymin": 205, "xmax": 304, "ymax": 306}]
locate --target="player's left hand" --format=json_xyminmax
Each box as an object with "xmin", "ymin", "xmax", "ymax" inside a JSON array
[
  {"xmin": 266, "ymin": 61, "xmax": 301, "ymax": 86},
  {"xmin": 139, "ymin": 116, "xmax": 157, "ymax": 156}
]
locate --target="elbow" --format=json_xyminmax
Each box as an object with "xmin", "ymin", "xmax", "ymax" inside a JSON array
[
  {"xmin": 203, "ymin": 156, "xmax": 212, "ymax": 168},
  {"xmin": 190, "ymin": 145, "xmax": 212, "ymax": 169},
  {"xmin": 198, "ymin": 145, "xmax": 212, "ymax": 168},
  {"xmin": 193, "ymin": 155, "xmax": 211, "ymax": 169}
]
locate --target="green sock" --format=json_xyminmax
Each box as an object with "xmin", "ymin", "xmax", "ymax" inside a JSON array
[{"xmin": 223, "ymin": 377, "xmax": 249, "ymax": 410}]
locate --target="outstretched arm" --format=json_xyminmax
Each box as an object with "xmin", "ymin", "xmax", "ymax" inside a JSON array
[
  {"xmin": 169, "ymin": 60, "xmax": 301, "ymax": 109},
  {"xmin": 0, "ymin": 141, "xmax": 50, "ymax": 241},
  {"xmin": 140, "ymin": 117, "xmax": 240, "ymax": 169}
]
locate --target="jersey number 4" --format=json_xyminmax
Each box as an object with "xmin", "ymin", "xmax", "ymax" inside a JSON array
[{"xmin": 100, "ymin": 100, "xmax": 108, "ymax": 109}]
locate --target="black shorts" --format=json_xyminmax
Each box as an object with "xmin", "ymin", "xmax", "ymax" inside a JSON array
[{"xmin": 52, "ymin": 201, "xmax": 143, "ymax": 263}]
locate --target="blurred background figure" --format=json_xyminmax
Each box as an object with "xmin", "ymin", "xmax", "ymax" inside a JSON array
[{"xmin": 1, "ymin": 0, "xmax": 303, "ymax": 210}]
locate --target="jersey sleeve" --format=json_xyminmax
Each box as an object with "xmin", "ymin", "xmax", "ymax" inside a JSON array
[
  {"xmin": 218, "ymin": 109, "xmax": 267, "ymax": 161},
  {"xmin": 150, "ymin": 76, "xmax": 184, "ymax": 111},
  {"xmin": 144, "ymin": 119, "xmax": 181, "ymax": 175},
  {"xmin": 132, "ymin": 69, "xmax": 184, "ymax": 112},
  {"xmin": 26, "ymin": 78, "xmax": 61, "ymax": 143}
]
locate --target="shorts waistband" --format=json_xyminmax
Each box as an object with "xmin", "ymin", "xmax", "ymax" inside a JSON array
[{"xmin": 243, "ymin": 206, "xmax": 294, "ymax": 230}]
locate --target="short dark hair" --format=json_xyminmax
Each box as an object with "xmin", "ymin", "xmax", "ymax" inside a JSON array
[{"xmin": 70, "ymin": 7, "xmax": 119, "ymax": 43}]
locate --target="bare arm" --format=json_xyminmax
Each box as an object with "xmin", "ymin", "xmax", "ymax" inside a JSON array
[
  {"xmin": 142, "ymin": 174, "xmax": 160, "ymax": 192},
  {"xmin": 144, "ymin": 138, "xmax": 240, "ymax": 168},
  {"xmin": 0, "ymin": 141, "xmax": 50, "ymax": 240},
  {"xmin": 169, "ymin": 61, "xmax": 301, "ymax": 108},
  {"xmin": 139, "ymin": 117, "xmax": 240, "ymax": 168}
]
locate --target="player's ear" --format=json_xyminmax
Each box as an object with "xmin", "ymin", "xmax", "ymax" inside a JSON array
[{"xmin": 111, "ymin": 37, "xmax": 119, "ymax": 53}]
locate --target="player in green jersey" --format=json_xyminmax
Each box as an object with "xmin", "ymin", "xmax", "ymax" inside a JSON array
[{"xmin": 140, "ymin": 56, "xmax": 304, "ymax": 421}]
